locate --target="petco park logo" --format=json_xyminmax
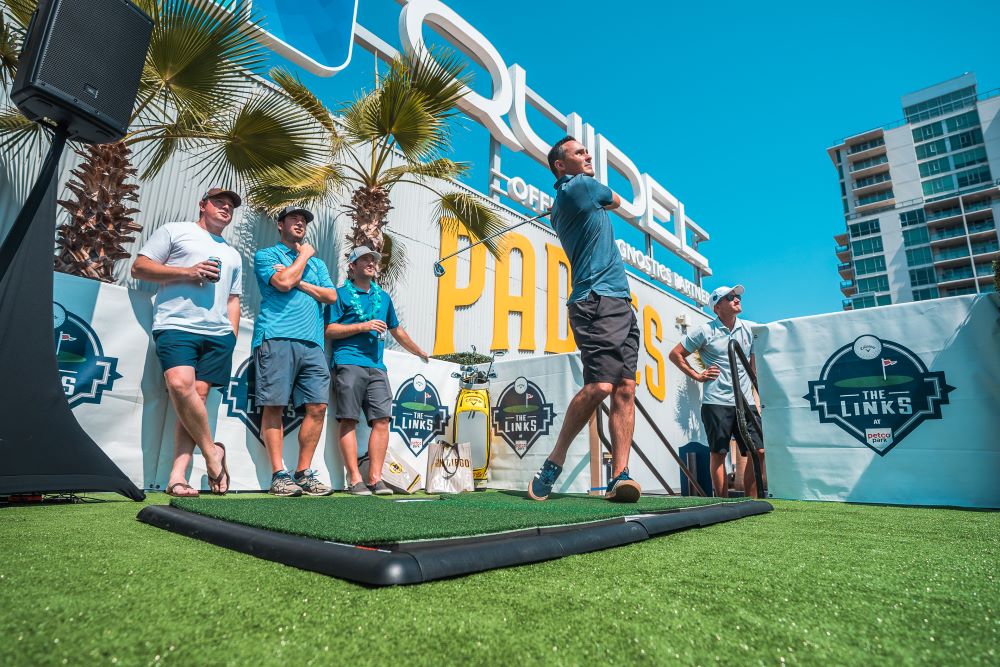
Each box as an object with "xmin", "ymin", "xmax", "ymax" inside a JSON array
[
  {"xmin": 222, "ymin": 357, "xmax": 303, "ymax": 443},
  {"xmin": 53, "ymin": 302, "xmax": 121, "ymax": 407},
  {"xmin": 492, "ymin": 377, "xmax": 555, "ymax": 458},
  {"xmin": 804, "ymin": 335, "xmax": 955, "ymax": 456},
  {"xmin": 391, "ymin": 374, "xmax": 449, "ymax": 456}
]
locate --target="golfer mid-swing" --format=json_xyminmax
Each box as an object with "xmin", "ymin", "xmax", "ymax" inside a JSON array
[{"xmin": 528, "ymin": 137, "xmax": 641, "ymax": 503}]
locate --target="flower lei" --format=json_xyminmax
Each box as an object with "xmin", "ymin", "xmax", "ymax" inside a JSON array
[{"xmin": 342, "ymin": 279, "xmax": 383, "ymax": 322}]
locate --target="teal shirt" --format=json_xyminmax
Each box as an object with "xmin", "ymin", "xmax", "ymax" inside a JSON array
[
  {"xmin": 681, "ymin": 317, "xmax": 756, "ymax": 406},
  {"xmin": 551, "ymin": 174, "xmax": 630, "ymax": 303},
  {"xmin": 326, "ymin": 283, "xmax": 399, "ymax": 370},
  {"xmin": 252, "ymin": 244, "xmax": 334, "ymax": 350}
]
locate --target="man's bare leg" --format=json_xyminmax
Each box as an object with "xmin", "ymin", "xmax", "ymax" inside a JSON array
[
  {"xmin": 164, "ymin": 368, "xmax": 225, "ymax": 493},
  {"xmin": 338, "ymin": 419, "xmax": 363, "ymax": 485},
  {"xmin": 744, "ymin": 450, "xmax": 765, "ymax": 498},
  {"xmin": 366, "ymin": 417, "xmax": 390, "ymax": 484},
  {"xmin": 260, "ymin": 405, "xmax": 286, "ymax": 474},
  {"xmin": 295, "ymin": 403, "xmax": 327, "ymax": 473},
  {"xmin": 710, "ymin": 451, "xmax": 728, "ymax": 498},
  {"xmin": 607, "ymin": 378, "xmax": 636, "ymax": 476},
  {"xmin": 545, "ymin": 382, "xmax": 613, "ymax": 467}
]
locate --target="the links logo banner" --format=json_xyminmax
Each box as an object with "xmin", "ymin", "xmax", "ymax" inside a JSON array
[
  {"xmin": 53, "ymin": 302, "xmax": 121, "ymax": 407},
  {"xmin": 391, "ymin": 374, "xmax": 449, "ymax": 456},
  {"xmin": 492, "ymin": 376, "xmax": 555, "ymax": 458},
  {"xmin": 804, "ymin": 335, "xmax": 954, "ymax": 456},
  {"xmin": 222, "ymin": 357, "xmax": 303, "ymax": 443}
]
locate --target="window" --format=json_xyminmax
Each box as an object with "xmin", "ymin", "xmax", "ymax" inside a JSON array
[
  {"xmin": 906, "ymin": 246, "xmax": 933, "ymax": 266},
  {"xmin": 912, "ymin": 121, "xmax": 944, "ymax": 143},
  {"xmin": 853, "ymin": 172, "xmax": 892, "ymax": 189},
  {"xmin": 945, "ymin": 109, "xmax": 979, "ymax": 133},
  {"xmin": 950, "ymin": 128, "xmax": 984, "ymax": 151},
  {"xmin": 858, "ymin": 189, "xmax": 894, "ymax": 206},
  {"xmin": 909, "ymin": 267, "xmax": 937, "ymax": 286},
  {"xmin": 857, "ymin": 275, "xmax": 889, "ymax": 293},
  {"xmin": 852, "ymin": 237, "xmax": 884, "ymax": 256},
  {"xmin": 903, "ymin": 227, "xmax": 930, "ymax": 247},
  {"xmin": 956, "ymin": 166, "xmax": 992, "ymax": 189},
  {"xmin": 877, "ymin": 295, "xmax": 892, "ymax": 306},
  {"xmin": 915, "ymin": 139, "xmax": 948, "ymax": 160},
  {"xmin": 952, "ymin": 147, "xmax": 988, "ymax": 170},
  {"xmin": 899, "ymin": 210, "xmax": 926, "ymax": 227},
  {"xmin": 922, "ymin": 175, "xmax": 955, "ymax": 196},
  {"xmin": 849, "ymin": 219, "xmax": 881, "ymax": 237},
  {"xmin": 848, "ymin": 137, "xmax": 885, "ymax": 154},
  {"xmin": 849, "ymin": 154, "xmax": 889, "ymax": 172},
  {"xmin": 919, "ymin": 157, "xmax": 951, "ymax": 178},
  {"xmin": 855, "ymin": 255, "xmax": 886, "ymax": 276},
  {"xmin": 903, "ymin": 86, "xmax": 977, "ymax": 123},
  {"xmin": 912, "ymin": 287, "xmax": 939, "ymax": 301}
]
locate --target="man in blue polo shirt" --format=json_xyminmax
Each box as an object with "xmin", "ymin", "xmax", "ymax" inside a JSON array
[
  {"xmin": 326, "ymin": 246, "xmax": 429, "ymax": 495},
  {"xmin": 253, "ymin": 205, "xmax": 338, "ymax": 496},
  {"xmin": 528, "ymin": 136, "xmax": 642, "ymax": 503},
  {"xmin": 668, "ymin": 285, "xmax": 766, "ymax": 498}
]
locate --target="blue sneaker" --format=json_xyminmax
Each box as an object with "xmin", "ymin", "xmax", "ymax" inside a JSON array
[
  {"xmin": 528, "ymin": 459, "xmax": 563, "ymax": 501},
  {"xmin": 606, "ymin": 468, "xmax": 641, "ymax": 503}
]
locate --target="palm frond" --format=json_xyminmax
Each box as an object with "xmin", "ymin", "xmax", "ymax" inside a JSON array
[
  {"xmin": 245, "ymin": 163, "xmax": 344, "ymax": 213},
  {"xmin": 0, "ymin": 105, "xmax": 48, "ymax": 155},
  {"xmin": 381, "ymin": 158, "xmax": 470, "ymax": 187},
  {"xmin": 379, "ymin": 231, "xmax": 408, "ymax": 291},
  {"xmin": 269, "ymin": 67, "xmax": 338, "ymax": 137},
  {"xmin": 3, "ymin": 0, "xmax": 36, "ymax": 28},
  {"xmin": 0, "ymin": 11, "xmax": 21, "ymax": 86},
  {"xmin": 435, "ymin": 192, "xmax": 506, "ymax": 257},
  {"xmin": 133, "ymin": 108, "xmax": 213, "ymax": 179},
  {"xmin": 141, "ymin": 0, "xmax": 268, "ymax": 122},
  {"xmin": 401, "ymin": 46, "xmax": 471, "ymax": 120}
]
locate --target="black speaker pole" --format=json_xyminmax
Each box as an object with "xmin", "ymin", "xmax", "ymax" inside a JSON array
[{"xmin": 0, "ymin": 125, "xmax": 67, "ymax": 280}]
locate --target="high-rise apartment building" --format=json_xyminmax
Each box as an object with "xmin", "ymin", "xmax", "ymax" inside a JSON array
[{"xmin": 829, "ymin": 73, "xmax": 999, "ymax": 310}]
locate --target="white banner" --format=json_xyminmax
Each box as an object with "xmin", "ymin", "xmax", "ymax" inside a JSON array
[{"xmin": 754, "ymin": 294, "xmax": 1000, "ymax": 508}]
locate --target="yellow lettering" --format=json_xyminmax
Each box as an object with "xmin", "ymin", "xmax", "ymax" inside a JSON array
[
  {"xmin": 544, "ymin": 243, "xmax": 576, "ymax": 353},
  {"xmin": 492, "ymin": 233, "xmax": 536, "ymax": 351},
  {"xmin": 433, "ymin": 220, "xmax": 486, "ymax": 355},
  {"xmin": 643, "ymin": 305, "xmax": 666, "ymax": 401}
]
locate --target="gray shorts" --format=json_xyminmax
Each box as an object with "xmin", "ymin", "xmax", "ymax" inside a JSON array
[
  {"xmin": 253, "ymin": 338, "xmax": 330, "ymax": 408},
  {"xmin": 567, "ymin": 292, "xmax": 640, "ymax": 385},
  {"xmin": 333, "ymin": 364, "xmax": 392, "ymax": 424}
]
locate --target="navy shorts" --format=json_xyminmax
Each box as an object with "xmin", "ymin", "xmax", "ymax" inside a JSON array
[
  {"xmin": 253, "ymin": 338, "xmax": 330, "ymax": 408},
  {"xmin": 332, "ymin": 365, "xmax": 392, "ymax": 425},
  {"xmin": 567, "ymin": 292, "xmax": 640, "ymax": 385},
  {"xmin": 153, "ymin": 329, "xmax": 236, "ymax": 387},
  {"xmin": 701, "ymin": 403, "xmax": 764, "ymax": 455}
]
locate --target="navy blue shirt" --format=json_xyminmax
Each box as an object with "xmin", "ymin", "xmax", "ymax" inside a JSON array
[
  {"xmin": 551, "ymin": 174, "xmax": 630, "ymax": 302},
  {"xmin": 326, "ymin": 283, "xmax": 399, "ymax": 370}
]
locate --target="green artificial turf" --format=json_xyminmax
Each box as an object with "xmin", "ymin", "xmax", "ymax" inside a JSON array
[
  {"xmin": 1, "ymin": 495, "xmax": 997, "ymax": 666},
  {"xmin": 169, "ymin": 491, "xmax": 737, "ymax": 544}
]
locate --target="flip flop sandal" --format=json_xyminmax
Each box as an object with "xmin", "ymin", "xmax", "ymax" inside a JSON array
[
  {"xmin": 207, "ymin": 442, "xmax": 230, "ymax": 495},
  {"xmin": 166, "ymin": 482, "xmax": 199, "ymax": 498}
]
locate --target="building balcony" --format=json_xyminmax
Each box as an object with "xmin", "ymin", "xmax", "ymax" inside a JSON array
[
  {"xmin": 855, "ymin": 197, "xmax": 895, "ymax": 215},
  {"xmin": 933, "ymin": 246, "xmax": 971, "ymax": 268},
  {"xmin": 838, "ymin": 262, "xmax": 854, "ymax": 278},
  {"xmin": 834, "ymin": 232, "xmax": 849, "ymax": 245},
  {"xmin": 836, "ymin": 245, "xmax": 852, "ymax": 261},
  {"xmin": 941, "ymin": 284, "xmax": 979, "ymax": 297},
  {"xmin": 925, "ymin": 206, "xmax": 963, "ymax": 226},
  {"xmin": 963, "ymin": 199, "xmax": 995, "ymax": 214},
  {"xmin": 840, "ymin": 280, "xmax": 857, "ymax": 297},
  {"xmin": 937, "ymin": 267, "xmax": 975, "ymax": 283},
  {"xmin": 842, "ymin": 299, "xmax": 853, "ymax": 311},
  {"xmin": 975, "ymin": 263, "xmax": 995, "ymax": 277},
  {"xmin": 971, "ymin": 241, "xmax": 1000, "ymax": 258},
  {"xmin": 848, "ymin": 160, "xmax": 891, "ymax": 180},
  {"xmin": 965, "ymin": 205, "xmax": 996, "ymax": 223},
  {"xmin": 846, "ymin": 144, "xmax": 887, "ymax": 163},
  {"xmin": 930, "ymin": 225, "xmax": 966, "ymax": 243},
  {"xmin": 968, "ymin": 219, "xmax": 996, "ymax": 238},
  {"xmin": 852, "ymin": 179, "xmax": 894, "ymax": 198}
]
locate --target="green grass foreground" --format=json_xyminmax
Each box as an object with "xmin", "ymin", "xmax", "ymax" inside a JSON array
[
  {"xmin": 169, "ymin": 491, "xmax": 735, "ymax": 544},
  {"xmin": 1, "ymin": 495, "xmax": 997, "ymax": 666}
]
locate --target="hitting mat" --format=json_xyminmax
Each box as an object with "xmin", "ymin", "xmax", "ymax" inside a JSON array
[{"xmin": 138, "ymin": 492, "xmax": 772, "ymax": 586}]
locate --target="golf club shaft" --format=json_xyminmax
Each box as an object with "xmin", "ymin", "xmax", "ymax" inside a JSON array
[{"xmin": 436, "ymin": 210, "xmax": 551, "ymax": 265}]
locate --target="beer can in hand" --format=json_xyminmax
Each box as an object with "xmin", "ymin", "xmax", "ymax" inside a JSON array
[{"xmin": 207, "ymin": 256, "xmax": 222, "ymax": 283}]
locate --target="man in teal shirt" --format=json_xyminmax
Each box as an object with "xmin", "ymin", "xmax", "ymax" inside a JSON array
[
  {"xmin": 253, "ymin": 205, "xmax": 338, "ymax": 496},
  {"xmin": 528, "ymin": 137, "xmax": 641, "ymax": 503},
  {"xmin": 326, "ymin": 246, "xmax": 429, "ymax": 495}
]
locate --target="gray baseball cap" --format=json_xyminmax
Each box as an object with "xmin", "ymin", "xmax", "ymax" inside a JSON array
[
  {"xmin": 348, "ymin": 245, "xmax": 382, "ymax": 264},
  {"xmin": 277, "ymin": 205, "xmax": 314, "ymax": 223}
]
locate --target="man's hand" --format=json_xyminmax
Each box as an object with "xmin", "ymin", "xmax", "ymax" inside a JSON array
[
  {"xmin": 361, "ymin": 319, "xmax": 388, "ymax": 335},
  {"xmin": 189, "ymin": 260, "xmax": 220, "ymax": 283},
  {"xmin": 295, "ymin": 242, "xmax": 315, "ymax": 259},
  {"xmin": 699, "ymin": 366, "xmax": 721, "ymax": 383}
]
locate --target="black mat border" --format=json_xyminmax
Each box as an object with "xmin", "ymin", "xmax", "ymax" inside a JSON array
[{"xmin": 137, "ymin": 500, "xmax": 772, "ymax": 586}]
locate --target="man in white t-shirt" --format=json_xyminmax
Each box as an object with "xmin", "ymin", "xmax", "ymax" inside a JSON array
[{"xmin": 132, "ymin": 188, "xmax": 244, "ymax": 497}]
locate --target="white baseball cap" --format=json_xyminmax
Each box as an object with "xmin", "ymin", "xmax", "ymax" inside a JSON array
[
  {"xmin": 348, "ymin": 245, "xmax": 382, "ymax": 264},
  {"xmin": 709, "ymin": 285, "xmax": 744, "ymax": 309}
]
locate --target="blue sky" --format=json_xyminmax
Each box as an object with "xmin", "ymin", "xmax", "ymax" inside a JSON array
[{"xmin": 262, "ymin": 0, "xmax": 1000, "ymax": 323}]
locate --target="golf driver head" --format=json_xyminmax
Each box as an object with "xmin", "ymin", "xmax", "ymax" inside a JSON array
[{"xmin": 433, "ymin": 262, "xmax": 445, "ymax": 277}]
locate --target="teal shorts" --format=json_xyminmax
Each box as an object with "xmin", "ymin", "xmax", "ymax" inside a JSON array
[{"xmin": 153, "ymin": 329, "xmax": 236, "ymax": 387}]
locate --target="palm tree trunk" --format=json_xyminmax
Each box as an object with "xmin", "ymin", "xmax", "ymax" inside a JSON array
[{"xmin": 346, "ymin": 185, "xmax": 392, "ymax": 255}]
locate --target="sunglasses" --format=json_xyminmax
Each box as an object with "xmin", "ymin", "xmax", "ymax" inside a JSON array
[{"xmin": 723, "ymin": 293, "xmax": 741, "ymax": 302}]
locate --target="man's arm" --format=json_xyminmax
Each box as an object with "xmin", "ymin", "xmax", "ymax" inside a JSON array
[
  {"xmin": 325, "ymin": 319, "xmax": 385, "ymax": 340},
  {"xmin": 132, "ymin": 255, "xmax": 219, "ymax": 284},
  {"xmin": 389, "ymin": 326, "xmax": 429, "ymax": 362},
  {"xmin": 295, "ymin": 281, "xmax": 338, "ymax": 304},
  {"xmin": 268, "ymin": 243, "xmax": 315, "ymax": 292},
  {"xmin": 603, "ymin": 192, "xmax": 621, "ymax": 211},
  {"xmin": 227, "ymin": 294, "xmax": 240, "ymax": 338},
  {"xmin": 668, "ymin": 343, "xmax": 720, "ymax": 383}
]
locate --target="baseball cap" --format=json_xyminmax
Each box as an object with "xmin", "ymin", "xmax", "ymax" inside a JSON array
[
  {"xmin": 348, "ymin": 245, "xmax": 382, "ymax": 264},
  {"xmin": 201, "ymin": 187, "xmax": 242, "ymax": 208},
  {"xmin": 277, "ymin": 205, "xmax": 314, "ymax": 223},
  {"xmin": 709, "ymin": 284, "xmax": 744, "ymax": 309}
]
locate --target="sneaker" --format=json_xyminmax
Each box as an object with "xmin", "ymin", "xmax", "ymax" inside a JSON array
[
  {"xmin": 294, "ymin": 469, "xmax": 332, "ymax": 496},
  {"xmin": 606, "ymin": 468, "xmax": 641, "ymax": 503},
  {"xmin": 368, "ymin": 480, "xmax": 394, "ymax": 496},
  {"xmin": 527, "ymin": 459, "xmax": 563, "ymax": 501},
  {"xmin": 269, "ymin": 471, "xmax": 303, "ymax": 497},
  {"xmin": 346, "ymin": 480, "xmax": 372, "ymax": 496}
]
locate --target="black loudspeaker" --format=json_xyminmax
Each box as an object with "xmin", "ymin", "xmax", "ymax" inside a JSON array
[{"xmin": 11, "ymin": 0, "xmax": 153, "ymax": 144}]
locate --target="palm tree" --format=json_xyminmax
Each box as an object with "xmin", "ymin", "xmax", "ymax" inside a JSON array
[
  {"xmin": 249, "ymin": 47, "xmax": 506, "ymax": 285},
  {"xmin": 0, "ymin": 0, "xmax": 324, "ymax": 282}
]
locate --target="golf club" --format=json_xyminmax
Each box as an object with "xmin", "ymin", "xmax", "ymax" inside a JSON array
[{"xmin": 433, "ymin": 210, "xmax": 551, "ymax": 277}]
